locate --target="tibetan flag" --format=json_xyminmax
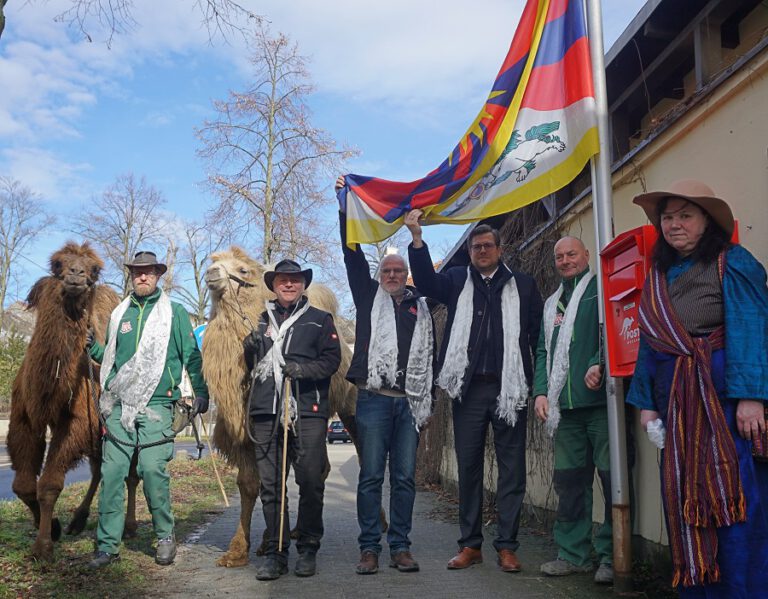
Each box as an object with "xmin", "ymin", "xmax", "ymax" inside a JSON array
[{"xmin": 340, "ymin": 0, "xmax": 599, "ymax": 246}]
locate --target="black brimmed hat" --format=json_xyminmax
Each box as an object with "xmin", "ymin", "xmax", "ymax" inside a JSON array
[
  {"xmin": 124, "ymin": 251, "xmax": 168, "ymax": 275},
  {"xmin": 264, "ymin": 259, "xmax": 313, "ymax": 291}
]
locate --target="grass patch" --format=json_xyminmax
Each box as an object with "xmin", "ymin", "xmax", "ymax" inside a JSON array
[{"xmin": 0, "ymin": 455, "xmax": 236, "ymax": 599}]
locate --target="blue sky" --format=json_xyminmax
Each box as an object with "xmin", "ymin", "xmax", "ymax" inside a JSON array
[{"xmin": 0, "ymin": 0, "xmax": 647, "ymax": 303}]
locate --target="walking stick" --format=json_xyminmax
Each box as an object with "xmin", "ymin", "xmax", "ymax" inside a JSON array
[
  {"xmin": 278, "ymin": 375, "xmax": 292, "ymax": 552},
  {"xmin": 199, "ymin": 411, "xmax": 230, "ymax": 508}
]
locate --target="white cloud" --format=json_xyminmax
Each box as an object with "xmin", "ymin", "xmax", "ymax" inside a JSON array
[
  {"xmin": 141, "ymin": 111, "xmax": 175, "ymax": 127},
  {"xmin": 258, "ymin": 0, "xmax": 526, "ymax": 105},
  {"xmin": 1, "ymin": 146, "xmax": 93, "ymax": 201}
]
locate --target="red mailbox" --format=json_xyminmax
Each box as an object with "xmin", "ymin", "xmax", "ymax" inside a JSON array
[
  {"xmin": 600, "ymin": 222, "xmax": 739, "ymax": 377},
  {"xmin": 600, "ymin": 225, "xmax": 656, "ymax": 378}
]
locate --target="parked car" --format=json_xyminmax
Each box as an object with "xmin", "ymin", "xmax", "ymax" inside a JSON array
[{"xmin": 327, "ymin": 420, "xmax": 351, "ymax": 444}]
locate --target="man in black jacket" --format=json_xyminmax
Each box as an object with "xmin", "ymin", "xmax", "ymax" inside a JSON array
[
  {"xmin": 336, "ymin": 187, "xmax": 435, "ymax": 576},
  {"xmin": 243, "ymin": 259, "xmax": 341, "ymax": 581},
  {"xmin": 405, "ymin": 210, "xmax": 543, "ymax": 573}
]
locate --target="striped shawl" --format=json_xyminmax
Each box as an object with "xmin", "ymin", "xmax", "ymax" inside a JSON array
[{"xmin": 638, "ymin": 252, "xmax": 745, "ymax": 587}]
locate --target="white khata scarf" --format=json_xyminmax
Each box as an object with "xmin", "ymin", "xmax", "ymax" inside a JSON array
[
  {"xmin": 542, "ymin": 271, "xmax": 595, "ymax": 436},
  {"xmin": 367, "ymin": 286, "xmax": 434, "ymax": 430},
  {"xmin": 437, "ymin": 266, "xmax": 528, "ymax": 426},
  {"xmin": 99, "ymin": 291, "xmax": 172, "ymax": 432},
  {"xmin": 254, "ymin": 298, "xmax": 312, "ymax": 425}
]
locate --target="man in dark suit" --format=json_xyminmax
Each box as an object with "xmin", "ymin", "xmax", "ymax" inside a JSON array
[{"xmin": 405, "ymin": 210, "xmax": 543, "ymax": 573}]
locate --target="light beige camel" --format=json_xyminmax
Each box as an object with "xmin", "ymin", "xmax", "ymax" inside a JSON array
[{"xmin": 202, "ymin": 247, "xmax": 359, "ymax": 567}]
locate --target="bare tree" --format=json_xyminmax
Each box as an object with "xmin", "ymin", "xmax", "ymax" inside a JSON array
[
  {"xmin": 197, "ymin": 25, "xmax": 357, "ymax": 266},
  {"xmin": 171, "ymin": 217, "xmax": 226, "ymax": 324},
  {"xmin": 0, "ymin": 0, "xmax": 260, "ymax": 45},
  {"xmin": 160, "ymin": 237, "xmax": 180, "ymax": 296},
  {"xmin": 70, "ymin": 173, "xmax": 166, "ymax": 295},
  {"xmin": 0, "ymin": 177, "xmax": 56, "ymax": 328},
  {"xmin": 361, "ymin": 227, "xmax": 412, "ymax": 277},
  {"xmin": 0, "ymin": 0, "xmax": 7, "ymax": 40}
]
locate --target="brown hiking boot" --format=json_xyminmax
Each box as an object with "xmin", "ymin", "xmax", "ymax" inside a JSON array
[
  {"xmin": 389, "ymin": 551, "xmax": 420, "ymax": 572},
  {"xmin": 497, "ymin": 549, "xmax": 522, "ymax": 573},
  {"xmin": 356, "ymin": 550, "xmax": 379, "ymax": 575},
  {"xmin": 447, "ymin": 547, "xmax": 483, "ymax": 569}
]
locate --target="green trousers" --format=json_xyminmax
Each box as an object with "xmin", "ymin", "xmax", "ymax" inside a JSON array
[
  {"xmin": 553, "ymin": 405, "xmax": 612, "ymax": 567},
  {"xmin": 97, "ymin": 403, "xmax": 175, "ymax": 554}
]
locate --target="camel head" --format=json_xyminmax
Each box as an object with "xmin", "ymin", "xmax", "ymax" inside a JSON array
[
  {"xmin": 50, "ymin": 242, "xmax": 104, "ymax": 298},
  {"xmin": 205, "ymin": 247, "xmax": 270, "ymax": 308}
]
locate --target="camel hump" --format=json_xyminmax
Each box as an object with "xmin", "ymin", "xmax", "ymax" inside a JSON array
[{"xmin": 306, "ymin": 284, "xmax": 340, "ymax": 316}]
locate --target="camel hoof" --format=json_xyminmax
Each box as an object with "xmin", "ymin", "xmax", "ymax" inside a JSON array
[
  {"xmin": 31, "ymin": 539, "xmax": 55, "ymax": 561},
  {"xmin": 216, "ymin": 553, "xmax": 249, "ymax": 568},
  {"xmin": 122, "ymin": 523, "xmax": 138, "ymax": 539},
  {"xmin": 65, "ymin": 510, "xmax": 89, "ymax": 536},
  {"xmin": 51, "ymin": 518, "xmax": 62, "ymax": 542}
]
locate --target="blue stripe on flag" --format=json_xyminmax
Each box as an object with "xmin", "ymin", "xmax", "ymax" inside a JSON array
[{"xmin": 532, "ymin": 0, "xmax": 587, "ymax": 68}]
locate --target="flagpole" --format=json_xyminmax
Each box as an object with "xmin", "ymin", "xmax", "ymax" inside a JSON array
[{"xmin": 585, "ymin": 0, "xmax": 632, "ymax": 591}]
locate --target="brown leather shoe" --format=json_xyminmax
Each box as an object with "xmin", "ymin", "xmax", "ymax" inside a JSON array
[
  {"xmin": 389, "ymin": 551, "xmax": 420, "ymax": 572},
  {"xmin": 447, "ymin": 547, "xmax": 483, "ymax": 569},
  {"xmin": 497, "ymin": 549, "xmax": 522, "ymax": 573},
  {"xmin": 356, "ymin": 550, "xmax": 379, "ymax": 575}
]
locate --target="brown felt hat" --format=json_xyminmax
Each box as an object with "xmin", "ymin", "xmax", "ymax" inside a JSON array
[
  {"xmin": 632, "ymin": 179, "xmax": 734, "ymax": 236},
  {"xmin": 124, "ymin": 251, "xmax": 168, "ymax": 275}
]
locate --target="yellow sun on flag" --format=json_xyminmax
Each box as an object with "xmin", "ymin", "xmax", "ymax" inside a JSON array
[{"xmin": 452, "ymin": 90, "xmax": 506, "ymax": 163}]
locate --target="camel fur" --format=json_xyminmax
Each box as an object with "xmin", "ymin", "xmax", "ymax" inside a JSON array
[
  {"xmin": 6, "ymin": 242, "xmax": 139, "ymax": 560},
  {"xmin": 203, "ymin": 247, "xmax": 360, "ymax": 567}
]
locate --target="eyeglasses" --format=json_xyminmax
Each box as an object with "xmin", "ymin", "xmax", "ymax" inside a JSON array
[
  {"xmin": 381, "ymin": 268, "xmax": 407, "ymax": 276},
  {"xmin": 470, "ymin": 242, "xmax": 497, "ymax": 252}
]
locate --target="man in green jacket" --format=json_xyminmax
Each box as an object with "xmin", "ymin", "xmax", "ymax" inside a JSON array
[
  {"xmin": 532, "ymin": 237, "xmax": 612, "ymax": 584},
  {"xmin": 86, "ymin": 251, "xmax": 209, "ymax": 569}
]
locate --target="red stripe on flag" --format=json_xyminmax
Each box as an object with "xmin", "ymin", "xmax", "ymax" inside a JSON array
[
  {"xmin": 496, "ymin": 0, "xmax": 541, "ymax": 77},
  {"xmin": 545, "ymin": 0, "xmax": 570, "ymax": 23},
  {"xmin": 352, "ymin": 180, "xmax": 420, "ymax": 217},
  {"xmin": 411, "ymin": 186, "xmax": 448, "ymax": 209},
  {"xmin": 520, "ymin": 37, "xmax": 594, "ymax": 111}
]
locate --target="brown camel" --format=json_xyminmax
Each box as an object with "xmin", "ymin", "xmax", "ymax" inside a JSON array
[
  {"xmin": 6, "ymin": 242, "xmax": 139, "ymax": 560},
  {"xmin": 202, "ymin": 247, "xmax": 361, "ymax": 567}
]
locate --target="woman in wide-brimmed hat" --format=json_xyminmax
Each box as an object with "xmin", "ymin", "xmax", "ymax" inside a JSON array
[{"xmin": 626, "ymin": 180, "xmax": 768, "ymax": 596}]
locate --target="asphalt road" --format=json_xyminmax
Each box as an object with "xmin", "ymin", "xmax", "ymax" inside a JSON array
[{"xmin": 0, "ymin": 440, "xmax": 206, "ymax": 501}]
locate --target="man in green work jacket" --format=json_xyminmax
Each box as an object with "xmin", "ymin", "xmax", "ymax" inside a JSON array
[
  {"xmin": 532, "ymin": 237, "xmax": 612, "ymax": 585},
  {"xmin": 86, "ymin": 251, "xmax": 209, "ymax": 569}
]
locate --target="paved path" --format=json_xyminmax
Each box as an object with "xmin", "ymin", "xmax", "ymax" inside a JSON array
[{"xmin": 155, "ymin": 444, "xmax": 615, "ymax": 599}]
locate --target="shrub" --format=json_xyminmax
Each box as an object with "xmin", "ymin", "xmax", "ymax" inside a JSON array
[{"xmin": 0, "ymin": 333, "xmax": 26, "ymax": 414}]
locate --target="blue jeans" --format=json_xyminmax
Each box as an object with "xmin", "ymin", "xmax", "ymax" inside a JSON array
[{"xmin": 355, "ymin": 389, "xmax": 419, "ymax": 555}]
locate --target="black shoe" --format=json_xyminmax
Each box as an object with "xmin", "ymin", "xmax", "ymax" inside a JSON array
[
  {"xmin": 87, "ymin": 551, "xmax": 120, "ymax": 569},
  {"xmin": 155, "ymin": 535, "xmax": 177, "ymax": 566},
  {"xmin": 256, "ymin": 557, "xmax": 288, "ymax": 581},
  {"xmin": 295, "ymin": 551, "xmax": 317, "ymax": 577}
]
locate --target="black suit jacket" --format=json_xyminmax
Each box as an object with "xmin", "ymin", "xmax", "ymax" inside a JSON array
[{"xmin": 408, "ymin": 242, "xmax": 543, "ymax": 397}]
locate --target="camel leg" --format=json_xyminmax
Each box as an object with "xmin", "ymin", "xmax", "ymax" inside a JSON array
[
  {"xmin": 339, "ymin": 411, "xmax": 388, "ymax": 534},
  {"xmin": 31, "ymin": 415, "xmax": 88, "ymax": 560},
  {"xmin": 217, "ymin": 457, "xmax": 259, "ymax": 567},
  {"xmin": 123, "ymin": 451, "xmax": 140, "ymax": 538},
  {"xmin": 8, "ymin": 408, "xmax": 46, "ymax": 530},
  {"xmin": 65, "ymin": 455, "xmax": 101, "ymax": 536}
]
